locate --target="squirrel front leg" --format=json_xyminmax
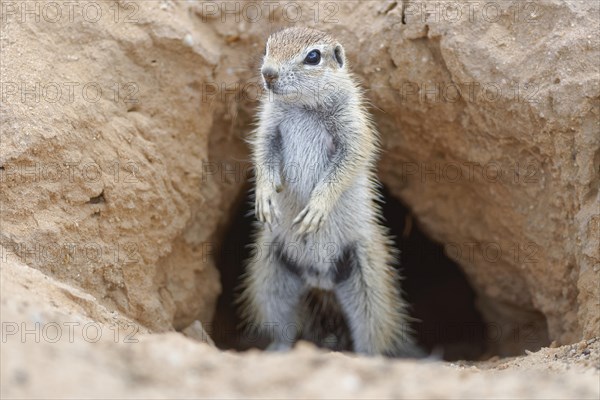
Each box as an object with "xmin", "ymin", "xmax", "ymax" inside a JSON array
[
  {"xmin": 253, "ymin": 108, "xmax": 284, "ymax": 226},
  {"xmin": 293, "ymin": 123, "xmax": 372, "ymax": 236}
]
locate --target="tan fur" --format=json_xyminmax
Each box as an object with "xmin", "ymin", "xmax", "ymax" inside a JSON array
[{"xmin": 266, "ymin": 28, "xmax": 336, "ymax": 62}]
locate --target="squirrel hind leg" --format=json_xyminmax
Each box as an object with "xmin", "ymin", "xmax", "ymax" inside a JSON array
[
  {"xmin": 333, "ymin": 243, "xmax": 420, "ymax": 357},
  {"xmin": 239, "ymin": 241, "xmax": 306, "ymax": 350}
]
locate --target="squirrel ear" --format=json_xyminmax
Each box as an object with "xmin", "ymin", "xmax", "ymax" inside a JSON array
[{"xmin": 334, "ymin": 44, "xmax": 345, "ymax": 68}]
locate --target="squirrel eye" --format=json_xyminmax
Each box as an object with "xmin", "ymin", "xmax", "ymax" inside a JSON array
[{"xmin": 304, "ymin": 49, "xmax": 321, "ymax": 65}]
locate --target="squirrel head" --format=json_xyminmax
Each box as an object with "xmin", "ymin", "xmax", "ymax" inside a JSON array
[{"xmin": 260, "ymin": 27, "xmax": 349, "ymax": 107}]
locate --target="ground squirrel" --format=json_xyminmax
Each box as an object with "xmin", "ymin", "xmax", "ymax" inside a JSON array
[{"xmin": 239, "ymin": 27, "xmax": 419, "ymax": 357}]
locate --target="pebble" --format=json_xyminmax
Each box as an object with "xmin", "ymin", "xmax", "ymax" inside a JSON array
[
  {"xmin": 341, "ymin": 374, "xmax": 361, "ymax": 392},
  {"xmin": 183, "ymin": 34, "xmax": 194, "ymax": 47}
]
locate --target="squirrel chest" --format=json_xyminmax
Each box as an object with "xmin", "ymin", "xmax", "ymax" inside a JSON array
[{"xmin": 277, "ymin": 107, "xmax": 336, "ymax": 203}]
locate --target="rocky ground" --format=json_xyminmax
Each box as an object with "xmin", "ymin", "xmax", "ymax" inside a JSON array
[{"xmin": 2, "ymin": 255, "xmax": 599, "ymax": 399}]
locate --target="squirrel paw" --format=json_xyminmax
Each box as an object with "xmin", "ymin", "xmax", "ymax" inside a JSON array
[
  {"xmin": 292, "ymin": 201, "xmax": 329, "ymax": 236},
  {"xmin": 255, "ymin": 186, "xmax": 280, "ymax": 227}
]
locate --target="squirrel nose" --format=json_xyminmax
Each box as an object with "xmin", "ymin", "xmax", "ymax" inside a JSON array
[{"xmin": 261, "ymin": 67, "xmax": 279, "ymax": 86}]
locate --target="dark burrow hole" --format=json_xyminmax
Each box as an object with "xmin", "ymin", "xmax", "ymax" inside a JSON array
[{"xmin": 210, "ymin": 184, "xmax": 488, "ymax": 361}]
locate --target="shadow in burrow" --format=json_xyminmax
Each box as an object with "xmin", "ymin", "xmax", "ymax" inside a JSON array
[{"xmin": 203, "ymin": 179, "xmax": 523, "ymax": 361}]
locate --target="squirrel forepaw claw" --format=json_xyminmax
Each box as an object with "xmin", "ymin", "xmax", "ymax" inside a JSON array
[
  {"xmin": 293, "ymin": 202, "xmax": 328, "ymax": 236},
  {"xmin": 255, "ymin": 187, "xmax": 280, "ymax": 227}
]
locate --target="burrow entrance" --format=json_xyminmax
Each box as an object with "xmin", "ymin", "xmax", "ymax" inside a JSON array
[{"xmin": 209, "ymin": 184, "xmax": 489, "ymax": 361}]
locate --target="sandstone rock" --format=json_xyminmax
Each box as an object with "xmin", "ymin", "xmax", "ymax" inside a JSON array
[
  {"xmin": 0, "ymin": 1, "xmax": 224, "ymax": 331},
  {"xmin": 351, "ymin": 0, "xmax": 600, "ymax": 350},
  {"xmin": 189, "ymin": 0, "xmax": 600, "ymax": 353}
]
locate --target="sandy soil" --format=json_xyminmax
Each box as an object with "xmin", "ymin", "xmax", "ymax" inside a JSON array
[{"xmin": 2, "ymin": 253, "xmax": 598, "ymax": 399}]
